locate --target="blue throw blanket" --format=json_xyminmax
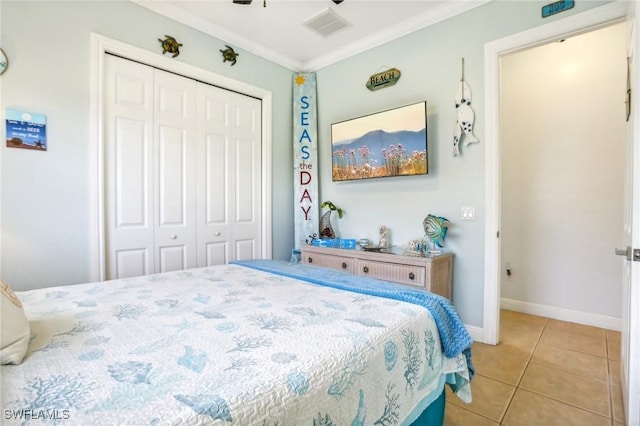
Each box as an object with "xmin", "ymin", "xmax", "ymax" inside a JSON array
[{"xmin": 232, "ymin": 259, "xmax": 474, "ymax": 378}]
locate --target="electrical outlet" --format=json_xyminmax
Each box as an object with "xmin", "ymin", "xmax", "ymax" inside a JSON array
[{"xmin": 461, "ymin": 206, "xmax": 475, "ymax": 220}]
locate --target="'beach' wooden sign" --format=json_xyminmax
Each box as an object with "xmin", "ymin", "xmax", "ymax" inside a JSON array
[{"xmin": 366, "ymin": 68, "xmax": 401, "ymax": 91}]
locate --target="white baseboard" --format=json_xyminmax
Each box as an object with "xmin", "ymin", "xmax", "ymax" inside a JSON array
[
  {"xmin": 464, "ymin": 324, "xmax": 484, "ymax": 343},
  {"xmin": 500, "ymin": 298, "xmax": 621, "ymax": 332}
]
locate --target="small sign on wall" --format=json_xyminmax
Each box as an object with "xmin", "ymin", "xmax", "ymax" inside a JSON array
[
  {"xmin": 293, "ymin": 73, "xmax": 319, "ymax": 248},
  {"xmin": 366, "ymin": 68, "xmax": 401, "ymax": 91},
  {"xmin": 6, "ymin": 109, "xmax": 47, "ymax": 151},
  {"xmin": 542, "ymin": 0, "xmax": 574, "ymax": 18}
]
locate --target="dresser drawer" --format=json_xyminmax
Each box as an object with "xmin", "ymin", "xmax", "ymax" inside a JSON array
[
  {"xmin": 299, "ymin": 245, "xmax": 452, "ymax": 299},
  {"xmin": 303, "ymin": 252, "xmax": 354, "ymax": 273},
  {"xmin": 355, "ymin": 259, "xmax": 426, "ymax": 288}
]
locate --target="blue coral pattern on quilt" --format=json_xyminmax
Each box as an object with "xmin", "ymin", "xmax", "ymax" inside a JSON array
[{"xmin": 3, "ymin": 262, "xmax": 472, "ymax": 425}]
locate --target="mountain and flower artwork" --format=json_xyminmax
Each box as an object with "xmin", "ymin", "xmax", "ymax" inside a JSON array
[
  {"xmin": 331, "ymin": 101, "xmax": 427, "ymax": 181},
  {"xmin": 6, "ymin": 109, "xmax": 47, "ymax": 151}
]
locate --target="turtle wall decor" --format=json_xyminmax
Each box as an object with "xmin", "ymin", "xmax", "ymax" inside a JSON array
[
  {"xmin": 158, "ymin": 35, "xmax": 182, "ymax": 58},
  {"xmin": 220, "ymin": 45, "xmax": 239, "ymax": 66}
]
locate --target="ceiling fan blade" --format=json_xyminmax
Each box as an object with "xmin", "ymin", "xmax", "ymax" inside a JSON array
[{"xmin": 233, "ymin": 0, "xmax": 252, "ymax": 4}]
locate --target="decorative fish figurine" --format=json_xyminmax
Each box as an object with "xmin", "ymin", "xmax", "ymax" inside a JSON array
[
  {"xmin": 423, "ymin": 214, "xmax": 450, "ymax": 251},
  {"xmin": 453, "ymin": 60, "xmax": 479, "ymax": 156}
]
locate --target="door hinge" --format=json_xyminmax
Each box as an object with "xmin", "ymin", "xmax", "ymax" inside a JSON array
[{"xmin": 634, "ymin": 248, "xmax": 640, "ymax": 262}]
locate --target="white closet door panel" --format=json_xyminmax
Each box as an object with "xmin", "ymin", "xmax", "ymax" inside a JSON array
[
  {"xmin": 116, "ymin": 248, "xmax": 149, "ymax": 279},
  {"xmin": 206, "ymin": 242, "xmax": 228, "ymax": 266},
  {"xmin": 233, "ymin": 97, "xmax": 259, "ymax": 133},
  {"xmin": 235, "ymin": 239, "xmax": 256, "ymax": 261},
  {"xmin": 235, "ymin": 137, "xmax": 257, "ymax": 223},
  {"xmin": 154, "ymin": 69, "xmax": 197, "ymax": 270},
  {"xmin": 157, "ymin": 78, "xmax": 191, "ymax": 119},
  {"xmin": 230, "ymin": 96, "xmax": 262, "ymax": 255},
  {"xmin": 105, "ymin": 55, "xmax": 155, "ymax": 279},
  {"xmin": 115, "ymin": 74, "xmax": 147, "ymax": 107},
  {"xmin": 157, "ymin": 126, "xmax": 188, "ymax": 226},
  {"xmin": 158, "ymin": 245, "xmax": 187, "ymax": 273},
  {"xmin": 196, "ymin": 85, "xmax": 233, "ymax": 266},
  {"xmin": 115, "ymin": 118, "xmax": 148, "ymax": 227},
  {"xmin": 205, "ymin": 133, "xmax": 229, "ymax": 224},
  {"xmin": 203, "ymin": 95, "xmax": 230, "ymax": 128}
]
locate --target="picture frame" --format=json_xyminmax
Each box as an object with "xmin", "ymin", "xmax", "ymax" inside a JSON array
[
  {"xmin": 0, "ymin": 48, "xmax": 8, "ymax": 75},
  {"xmin": 6, "ymin": 109, "xmax": 47, "ymax": 151},
  {"xmin": 331, "ymin": 101, "xmax": 428, "ymax": 181}
]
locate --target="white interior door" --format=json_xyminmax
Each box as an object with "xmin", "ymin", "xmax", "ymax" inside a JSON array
[
  {"xmin": 154, "ymin": 69, "xmax": 197, "ymax": 273},
  {"xmin": 621, "ymin": 3, "xmax": 640, "ymax": 424},
  {"xmin": 196, "ymin": 84, "xmax": 262, "ymax": 265},
  {"xmin": 104, "ymin": 55, "xmax": 155, "ymax": 279},
  {"xmin": 105, "ymin": 54, "xmax": 262, "ymax": 278},
  {"xmin": 105, "ymin": 55, "xmax": 198, "ymax": 278}
]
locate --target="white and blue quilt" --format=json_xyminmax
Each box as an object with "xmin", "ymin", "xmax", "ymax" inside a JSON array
[{"xmin": 1, "ymin": 261, "xmax": 472, "ymax": 425}]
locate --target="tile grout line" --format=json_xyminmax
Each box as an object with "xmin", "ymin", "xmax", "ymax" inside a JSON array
[
  {"xmin": 523, "ymin": 319, "xmax": 616, "ymax": 423},
  {"xmin": 456, "ymin": 312, "xmax": 619, "ymax": 425},
  {"xmin": 498, "ymin": 317, "xmax": 549, "ymax": 424}
]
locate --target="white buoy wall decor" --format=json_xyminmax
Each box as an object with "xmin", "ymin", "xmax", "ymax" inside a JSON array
[{"xmin": 453, "ymin": 58, "xmax": 479, "ymax": 156}]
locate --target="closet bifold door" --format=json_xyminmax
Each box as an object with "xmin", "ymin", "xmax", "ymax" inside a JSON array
[
  {"xmin": 153, "ymin": 68, "xmax": 197, "ymax": 274},
  {"xmin": 104, "ymin": 55, "xmax": 197, "ymax": 279},
  {"xmin": 196, "ymin": 84, "xmax": 262, "ymax": 266},
  {"xmin": 105, "ymin": 54, "xmax": 262, "ymax": 278},
  {"xmin": 105, "ymin": 55, "xmax": 156, "ymax": 279}
]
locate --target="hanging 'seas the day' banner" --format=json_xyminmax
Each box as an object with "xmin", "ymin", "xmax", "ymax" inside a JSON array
[{"xmin": 293, "ymin": 73, "xmax": 318, "ymax": 249}]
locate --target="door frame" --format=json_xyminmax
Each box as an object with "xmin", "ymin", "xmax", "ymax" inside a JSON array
[
  {"xmin": 482, "ymin": 1, "xmax": 629, "ymax": 345},
  {"xmin": 88, "ymin": 33, "xmax": 273, "ymax": 282}
]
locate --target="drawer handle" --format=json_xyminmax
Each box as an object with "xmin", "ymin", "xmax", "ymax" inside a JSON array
[
  {"xmin": 363, "ymin": 266, "xmax": 369, "ymax": 273},
  {"xmin": 409, "ymin": 272, "xmax": 415, "ymax": 280},
  {"xmin": 308, "ymin": 257, "xmax": 313, "ymax": 263},
  {"xmin": 341, "ymin": 262, "xmax": 347, "ymax": 269}
]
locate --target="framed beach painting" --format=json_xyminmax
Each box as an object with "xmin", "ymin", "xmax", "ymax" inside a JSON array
[{"xmin": 331, "ymin": 101, "xmax": 427, "ymax": 181}]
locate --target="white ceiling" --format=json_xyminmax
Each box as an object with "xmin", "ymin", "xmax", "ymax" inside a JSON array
[{"xmin": 133, "ymin": 0, "xmax": 491, "ymax": 71}]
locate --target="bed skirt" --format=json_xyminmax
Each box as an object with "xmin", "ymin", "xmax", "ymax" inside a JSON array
[{"xmin": 411, "ymin": 389, "xmax": 445, "ymax": 426}]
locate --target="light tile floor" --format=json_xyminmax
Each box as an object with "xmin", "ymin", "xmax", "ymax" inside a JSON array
[{"xmin": 445, "ymin": 310, "xmax": 625, "ymax": 426}]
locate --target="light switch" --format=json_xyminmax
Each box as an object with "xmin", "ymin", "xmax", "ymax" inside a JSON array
[{"xmin": 461, "ymin": 206, "xmax": 475, "ymax": 220}]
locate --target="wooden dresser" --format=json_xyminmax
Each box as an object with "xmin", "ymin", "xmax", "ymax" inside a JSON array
[{"xmin": 300, "ymin": 245, "xmax": 453, "ymax": 300}]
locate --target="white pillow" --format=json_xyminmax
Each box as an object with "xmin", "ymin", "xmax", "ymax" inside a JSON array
[{"xmin": 1, "ymin": 278, "xmax": 31, "ymax": 364}]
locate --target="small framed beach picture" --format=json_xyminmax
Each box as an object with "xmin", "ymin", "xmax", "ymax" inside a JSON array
[{"xmin": 6, "ymin": 109, "xmax": 47, "ymax": 151}]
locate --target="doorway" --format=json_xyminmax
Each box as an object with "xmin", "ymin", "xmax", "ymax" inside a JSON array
[
  {"xmin": 482, "ymin": 2, "xmax": 629, "ymax": 346},
  {"xmin": 499, "ymin": 23, "xmax": 626, "ymax": 327}
]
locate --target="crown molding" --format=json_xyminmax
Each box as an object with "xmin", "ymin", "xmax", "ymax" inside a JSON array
[
  {"xmin": 132, "ymin": 0, "xmax": 305, "ymax": 71},
  {"xmin": 304, "ymin": 0, "xmax": 491, "ymax": 71},
  {"xmin": 132, "ymin": 0, "xmax": 491, "ymax": 72}
]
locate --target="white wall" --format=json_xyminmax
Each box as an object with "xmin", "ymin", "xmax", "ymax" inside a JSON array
[
  {"xmin": 500, "ymin": 22, "xmax": 626, "ymax": 319},
  {"xmin": 0, "ymin": 1, "xmax": 294, "ymax": 290},
  {"xmin": 316, "ymin": 1, "xmax": 611, "ymax": 327},
  {"xmin": 0, "ymin": 0, "xmax": 614, "ymax": 329}
]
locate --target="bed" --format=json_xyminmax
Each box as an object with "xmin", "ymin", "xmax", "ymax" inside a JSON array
[{"xmin": 1, "ymin": 259, "xmax": 473, "ymax": 425}]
